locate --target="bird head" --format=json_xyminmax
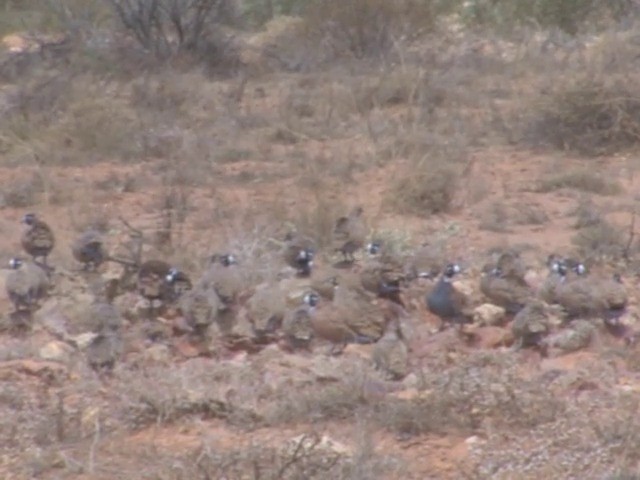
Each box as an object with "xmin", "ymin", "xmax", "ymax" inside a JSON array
[
  {"xmin": 303, "ymin": 291, "xmax": 319, "ymax": 307},
  {"xmin": 8, "ymin": 257, "xmax": 22, "ymax": 269},
  {"xmin": 22, "ymin": 213, "xmax": 36, "ymax": 226}
]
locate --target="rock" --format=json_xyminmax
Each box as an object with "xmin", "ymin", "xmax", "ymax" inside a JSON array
[
  {"xmin": 467, "ymin": 326, "xmax": 513, "ymax": 349},
  {"xmin": 473, "ymin": 303, "xmax": 506, "ymax": 326},
  {"xmin": 142, "ymin": 344, "xmax": 172, "ymax": 364},
  {"xmin": 39, "ymin": 341, "xmax": 74, "ymax": 363},
  {"xmin": 71, "ymin": 332, "xmax": 99, "ymax": 350}
]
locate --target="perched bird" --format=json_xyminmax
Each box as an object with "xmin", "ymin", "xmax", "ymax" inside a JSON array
[
  {"xmin": 310, "ymin": 284, "xmax": 386, "ymax": 355},
  {"xmin": 283, "ymin": 232, "xmax": 316, "ymax": 277},
  {"xmin": 427, "ymin": 263, "xmax": 472, "ymax": 329},
  {"xmin": 333, "ymin": 206, "xmax": 367, "ymax": 262},
  {"xmin": 511, "ymin": 300, "xmax": 551, "ymax": 351},
  {"xmin": 281, "ymin": 291, "xmax": 318, "ymax": 350},
  {"xmin": 372, "ymin": 317, "xmax": 409, "ymax": 380},
  {"xmin": 6, "ymin": 257, "xmax": 50, "ymax": 312},
  {"xmin": 21, "ymin": 213, "xmax": 55, "ymax": 266},
  {"xmin": 72, "ymin": 229, "xmax": 106, "ymax": 271}
]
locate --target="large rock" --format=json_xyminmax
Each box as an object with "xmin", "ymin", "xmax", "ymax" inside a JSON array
[{"xmin": 473, "ymin": 303, "xmax": 506, "ymax": 326}]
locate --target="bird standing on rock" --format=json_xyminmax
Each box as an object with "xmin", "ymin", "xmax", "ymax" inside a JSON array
[{"xmin": 21, "ymin": 213, "xmax": 55, "ymax": 267}]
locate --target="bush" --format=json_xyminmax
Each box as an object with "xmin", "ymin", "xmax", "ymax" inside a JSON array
[
  {"xmin": 106, "ymin": 0, "xmax": 237, "ymax": 60},
  {"xmin": 388, "ymin": 161, "xmax": 459, "ymax": 217},
  {"xmin": 461, "ymin": 0, "xmax": 637, "ymax": 35},
  {"xmin": 301, "ymin": 0, "xmax": 445, "ymax": 59},
  {"xmin": 527, "ymin": 76, "xmax": 640, "ymax": 156}
]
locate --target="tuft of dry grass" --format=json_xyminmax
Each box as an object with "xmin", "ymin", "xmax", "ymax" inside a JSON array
[
  {"xmin": 536, "ymin": 169, "xmax": 622, "ymax": 196},
  {"xmin": 388, "ymin": 162, "xmax": 459, "ymax": 217},
  {"xmin": 571, "ymin": 217, "xmax": 627, "ymax": 262}
]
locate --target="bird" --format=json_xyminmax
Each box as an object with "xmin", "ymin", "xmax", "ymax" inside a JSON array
[
  {"xmin": 281, "ymin": 291, "xmax": 318, "ymax": 351},
  {"xmin": 511, "ymin": 300, "xmax": 551, "ymax": 351},
  {"xmin": 403, "ymin": 242, "xmax": 443, "ymax": 280},
  {"xmin": 198, "ymin": 253, "xmax": 244, "ymax": 305},
  {"xmin": 246, "ymin": 283, "xmax": 287, "ymax": 342},
  {"xmin": 310, "ymin": 284, "xmax": 387, "ymax": 355},
  {"xmin": 372, "ymin": 316, "xmax": 409, "ymax": 380},
  {"xmin": 165, "ymin": 267, "xmax": 193, "ymax": 302},
  {"xmin": 555, "ymin": 263, "xmax": 628, "ymax": 328},
  {"xmin": 333, "ymin": 206, "xmax": 367, "ymax": 263},
  {"xmin": 177, "ymin": 284, "xmax": 222, "ymax": 337},
  {"xmin": 21, "ymin": 213, "xmax": 55, "ymax": 267},
  {"xmin": 86, "ymin": 330, "xmax": 123, "ymax": 372},
  {"xmin": 359, "ymin": 257, "xmax": 405, "ymax": 307},
  {"xmin": 283, "ymin": 232, "xmax": 316, "ymax": 277},
  {"xmin": 538, "ymin": 256, "xmax": 568, "ymax": 305},
  {"xmin": 136, "ymin": 259, "xmax": 175, "ymax": 305},
  {"xmin": 5, "ymin": 257, "xmax": 50, "ymax": 312},
  {"xmin": 72, "ymin": 229, "xmax": 106, "ymax": 271},
  {"xmin": 427, "ymin": 263, "xmax": 472, "ymax": 329},
  {"xmin": 479, "ymin": 263, "xmax": 531, "ymax": 315}
]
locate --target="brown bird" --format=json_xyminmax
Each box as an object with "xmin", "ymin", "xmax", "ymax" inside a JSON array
[
  {"xmin": 72, "ymin": 229, "xmax": 106, "ymax": 271},
  {"xmin": 555, "ymin": 263, "xmax": 628, "ymax": 329},
  {"xmin": 6, "ymin": 257, "xmax": 50, "ymax": 312},
  {"xmin": 283, "ymin": 232, "xmax": 316, "ymax": 277},
  {"xmin": 538, "ymin": 256, "xmax": 567, "ymax": 305},
  {"xmin": 404, "ymin": 242, "xmax": 443, "ymax": 280},
  {"xmin": 479, "ymin": 262, "xmax": 531, "ymax": 315},
  {"xmin": 359, "ymin": 258, "xmax": 405, "ymax": 307},
  {"xmin": 281, "ymin": 291, "xmax": 318, "ymax": 350},
  {"xmin": 198, "ymin": 253, "xmax": 244, "ymax": 305},
  {"xmin": 246, "ymin": 283, "xmax": 287, "ymax": 342},
  {"xmin": 177, "ymin": 284, "xmax": 222, "ymax": 337},
  {"xmin": 333, "ymin": 206, "xmax": 367, "ymax": 263},
  {"xmin": 372, "ymin": 317, "xmax": 409, "ymax": 380},
  {"xmin": 310, "ymin": 284, "xmax": 386, "ymax": 355},
  {"xmin": 21, "ymin": 213, "xmax": 55, "ymax": 266},
  {"xmin": 86, "ymin": 331, "xmax": 123, "ymax": 372},
  {"xmin": 136, "ymin": 260, "xmax": 175, "ymax": 304},
  {"xmin": 511, "ymin": 300, "xmax": 551, "ymax": 351}
]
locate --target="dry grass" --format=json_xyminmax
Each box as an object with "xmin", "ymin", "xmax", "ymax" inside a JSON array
[
  {"xmin": 527, "ymin": 75, "xmax": 640, "ymax": 157},
  {"xmin": 387, "ymin": 161, "xmax": 459, "ymax": 217},
  {"xmin": 536, "ymin": 169, "xmax": 622, "ymax": 196}
]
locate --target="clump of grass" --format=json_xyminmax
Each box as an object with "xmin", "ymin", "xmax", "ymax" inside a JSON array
[
  {"xmin": 527, "ymin": 76, "xmax": 640, "ymax": 157},
  {"xmin": 536, "ymin": 169, "xmax": 622, "ymax": 196},
  {"xmin": 388, "ymin": 162, "xmax": 458, "ymax": 217},
  {"xmin": 0, "ymin": 173, "xmax": 44, "ymax": 207},
  {"xmin": 571, "ymin": 217, "xmax": 627, "ymax": 262}
]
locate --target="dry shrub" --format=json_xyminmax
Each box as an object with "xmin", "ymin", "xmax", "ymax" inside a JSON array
[
  {"xmin": 571, "ymin": 217, "xmax": 627, "ymax": 262},
  {"xmin": 301, "ymin": 0, "xmax": 441, "ymax": 60},
  {"xmin": 0, "ymin": 173, "xmax": 44, "ymax": 207},
  {"xmin": 527, "ymin": 76, "xmax": 640, "ymax": 156},
  {"xmin": 537, "ymin": 169, "xmax": 622, "ymax": 196},
  {"xmin": 388, "ymin": 160, "xmax": 459, "ymax": 217}
]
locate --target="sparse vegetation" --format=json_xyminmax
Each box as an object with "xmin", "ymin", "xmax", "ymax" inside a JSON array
[
  {"xmin": 537, "ymin": 169, "xmax": 622, "ymax": 195},
  {"xmin": 3, "ymin": 2, "xmax": 640, "ymax": 479}
]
